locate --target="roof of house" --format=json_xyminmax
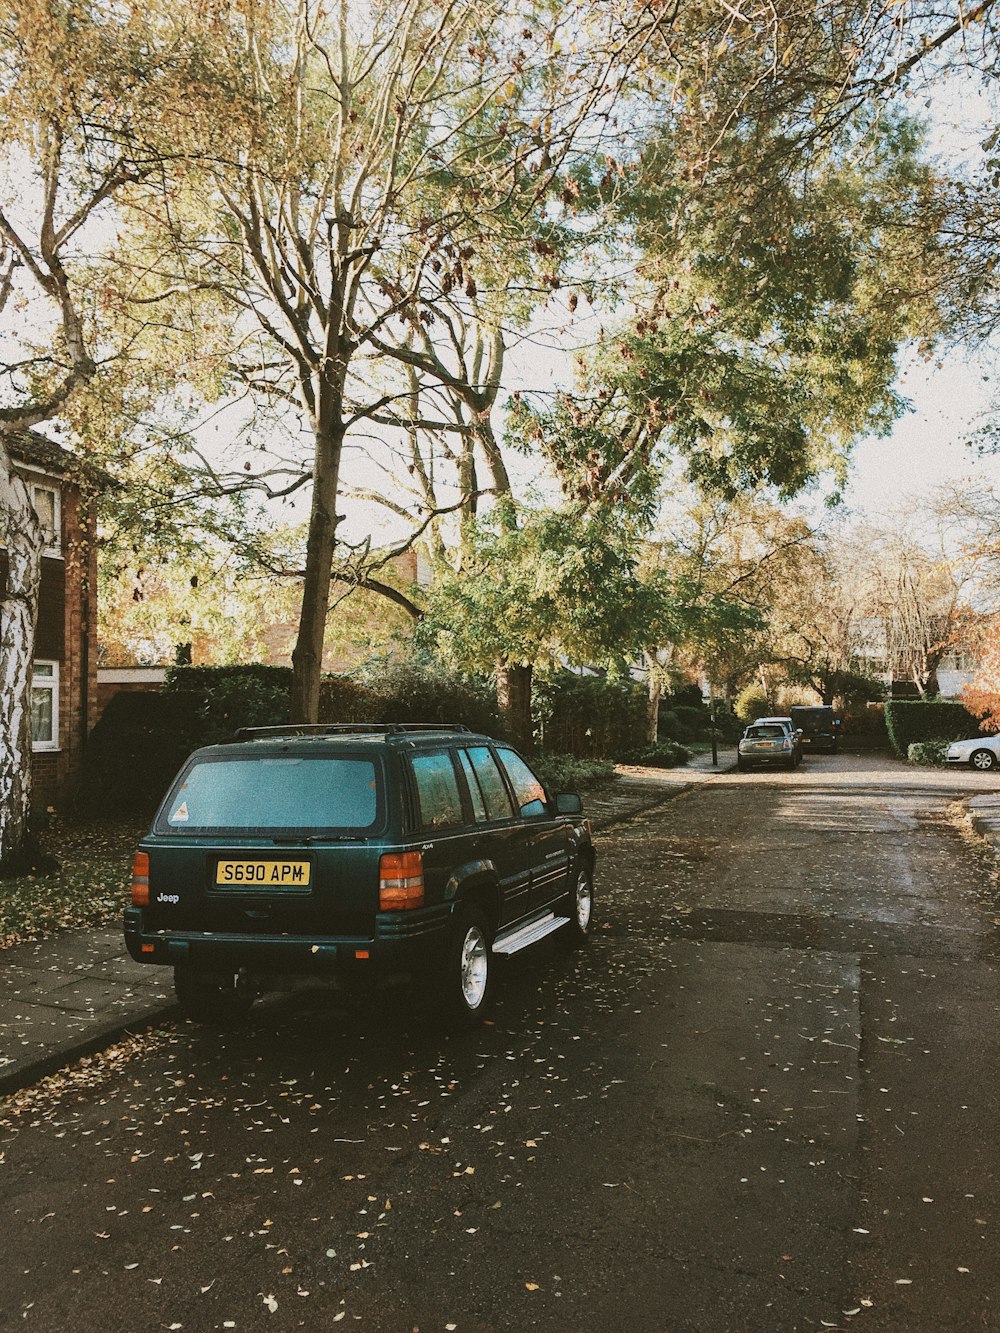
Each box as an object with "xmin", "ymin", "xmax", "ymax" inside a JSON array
[{"xmin": 5, "ymin": 427, "xmax": 114, "ymax": 488}]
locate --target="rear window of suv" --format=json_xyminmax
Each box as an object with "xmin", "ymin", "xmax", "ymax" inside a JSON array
[{"xmin": 156, "ymin": 755, "xmax": 382, "ymax": 834}]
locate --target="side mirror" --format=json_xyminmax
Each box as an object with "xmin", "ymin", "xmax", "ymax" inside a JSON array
[{"xmin": 555, "ymin": 793, "xmax": 583, "ymax": 816}]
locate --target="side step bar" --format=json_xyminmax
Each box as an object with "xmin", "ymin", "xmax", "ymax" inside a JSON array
[{"xmin": 492, "ymin": 911, "xmax": 570, "ymax": 956}]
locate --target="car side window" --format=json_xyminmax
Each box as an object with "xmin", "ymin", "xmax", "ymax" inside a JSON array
[
  {"xmin": 465, "ymin": 746, "xmax": 515, "ymax": 822},
  {"xmin": 411, "ymin": 751, "xmax": 465, "ymax": 830},
  {"xmin": 496, "ymin": 747, "xmax": 548, "ymax": 818},
  {"xmin": 458, "ymin": 750, "xmax": 489, "ymax": 823}
]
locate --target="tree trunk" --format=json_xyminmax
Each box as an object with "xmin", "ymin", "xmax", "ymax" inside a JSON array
[
  {"xmin": 0, "ymin": 448, "xmax": 43, "ymax": 870},
  {"xmin": 496, "ymin": 659, "xmax": 533, "ymax": 752},
  {"xmin": 290, "ymin": 421, "xmax": 344, "ymax": 724},
  {"xmin": 646, "ymin": 669, "xmax": 661, "ymax": 743}
]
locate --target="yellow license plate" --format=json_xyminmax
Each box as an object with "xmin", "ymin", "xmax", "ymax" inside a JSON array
[{"xmin": 215, "ymin": 860, "xmax": 311, "ymax": 887}]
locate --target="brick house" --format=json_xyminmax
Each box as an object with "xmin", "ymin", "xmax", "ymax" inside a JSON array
[{"xmin": 5, "ymin": 431, "xmax": 101, "ymax": 805}]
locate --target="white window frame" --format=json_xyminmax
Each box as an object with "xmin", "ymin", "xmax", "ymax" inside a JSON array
[
  {"xmin": 30, "ymin": 481, "xmax": 62, "ymax": 556},
  {"xmin": 31, "ymin": 660, "xmax": 60, "ymax": 752}
]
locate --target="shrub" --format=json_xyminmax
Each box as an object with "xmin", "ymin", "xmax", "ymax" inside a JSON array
[
  {"xmin": 532, "ymin": 672, "xmax": 647, "ymax": 757},
  {"xmin": 318, "ymin": 674, "xmax": 382, "ymax": 724},
  {"xmin": 907, "ymin": 740, "xmax": 949, "ymax": 766},
  {"xmin": 363, "ymin": 660, "xmax": 501, "ymax": 734},
  {"xmin": 735, "ymin": 686, "xmax": 772, "ymax": 722},
  {"xmin": 884, "ymin": 699, "xmax": 980, "ymax": 757},
  {"xmin": 531, "ymin": 752, "xmax": 615, "ymax": 792},
  {"xmin": 165, "ymin": 664, "xmax": 292, "ymax": 741},
  {"xmin": 617, "ymin": 741, "xmax": 692, "ymax": 768},
  {"xmin": 841, "ymin": 706, "xmax": 888, "ymax": 744},
  {"xmin": 664, "ymin": 682, "xmax": 705, "ymax": 710},
  {"xmin": 659, "ymin": 708, "xmax": 694, "ymax": 742},
  {"xmin": 673, "ymin": 704, "xmax": 708, "ymax": 734},
  {"xmin": 712, "ymin": 709, "xmax": 745, "ymax": 742}
]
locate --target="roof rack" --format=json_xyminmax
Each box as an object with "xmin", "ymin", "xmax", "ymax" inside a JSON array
[{"xmin": 231, "ymin": 723, "xmax": 471, "ymax": 742}]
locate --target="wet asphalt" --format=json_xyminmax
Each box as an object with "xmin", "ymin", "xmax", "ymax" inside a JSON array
[{"xmin": 2, "ymin": 752, "xmax": 1000, "ymax": 1332}]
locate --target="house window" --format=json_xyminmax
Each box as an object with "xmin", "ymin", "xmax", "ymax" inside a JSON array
[
  {"xmin": 31, "ymin": 661, "xmax": 59, "ymax": 751},
  {"xmin": 30, "ymin": 483, "xmax": 61, "ymax": 554}
]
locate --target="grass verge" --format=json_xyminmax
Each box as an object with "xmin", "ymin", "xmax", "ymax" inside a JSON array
[{"xmin": 0, "ymin": 818, "xmax": 143, "ymax": 949}]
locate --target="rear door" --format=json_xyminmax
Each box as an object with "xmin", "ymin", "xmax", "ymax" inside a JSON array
[
  {"xmin": 459, "ymin": 745, "xmax": 530, "ymax": 925},
  {"xmin": 406, "ymin": 749, "xmax": 473, "ymax": 907},
  {"xmin": 493, "ymin": 746, "xmax": 573, "ymax": 913}
]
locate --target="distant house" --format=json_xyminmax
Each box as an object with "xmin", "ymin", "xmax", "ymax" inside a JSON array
[{"xmin": 4, "ymin": 431, "xmax": 102, "ymax": 805}]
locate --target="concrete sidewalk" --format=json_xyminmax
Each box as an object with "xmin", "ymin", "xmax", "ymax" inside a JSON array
[
  {"xmin": 966, "ymin": 793, "xmax": 1000, "ymax": 853},
  {"xmin": 0, "ymin": 750, "xmax": 735, "ymax": 1098}
]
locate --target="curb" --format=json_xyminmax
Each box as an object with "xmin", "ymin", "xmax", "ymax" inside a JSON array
[
  {"xmin": 0, "ymin": 1001, "xmax": 181, "ymax": 1101},
  {"xmin": 590, "ymin": 758, "xmax": 736, "ymax": 833},
  {"xmin": 966, "ymin": 804, "xmax": 1000, "ymax": 857}
]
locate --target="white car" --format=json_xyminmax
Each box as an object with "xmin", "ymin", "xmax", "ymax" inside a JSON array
[{"xmin": 945, "ymin": 736, "xmax": 1000, "ymax": 771}]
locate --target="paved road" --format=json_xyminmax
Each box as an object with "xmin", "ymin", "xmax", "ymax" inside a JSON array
[{"xmin": 2, "ymin": 752, "xmax": 1000, "ymax": 1332}]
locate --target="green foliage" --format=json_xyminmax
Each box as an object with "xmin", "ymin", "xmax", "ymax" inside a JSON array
[
  {"xmin": 658, "ymin": 708, "xmax": 694, "ymax": 743},
  {"xmin": 319, "ymin": 676, "xmax": 381, "ymax": 725},
  {"xmin": 665, "ymin": 682, "xmax": 706, "ymax": 710},
  {"xmin": 673, "ymin": 704, "xmax": 707, "ymax": 731},
  {"xmin": 164, "ymin": 661, "xmax": 502, "ymax": 737},
  {"xmin": 351, "ymin": 660, "xmax": 502, "ymax": 735},
  {"xmin": 618, "ymin": 741, "xmax": 692, "ymax": 769},
  {"xmin": 735, "ymin": 687, "xmax": 773, "ymax": 723},
  {"xmin": 532, "ymin": 672, "xmax": 647, "ymax": 758},
  {"xmin": 530, "ymin": 752, "xmax": 616, "ymax": 794},
  {"xmin": 711, "ymin": 710, "xmax": 746, "ymax": 743},
  {"xmin": 907, "ymin": 740, "xmax": 949, "ymax": 767},
  {"xmin": 831, "ymin": 669, "xmax": 887, "ymax": 708},
  {"xmin": 165, "ymin": 664, "xmax": 292, "ymax": 742},
  {"xmin": 884, "ymin": 700, "xmax": 980, "ymax": 757},
  {"xmin": 421, "ymin": 502, "xmax": 663, "ymax": 675},
  {"xmin": 841, "ymin": 708, "xmax": 889, "ymax": 745}
]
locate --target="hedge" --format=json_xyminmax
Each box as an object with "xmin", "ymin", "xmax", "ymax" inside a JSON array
[
  {"xmin": 617, "ymin": 740, "xmax": 692, "ymax": 768},
  {"xmin": 353, "ymin": 660, "xmax": 502, "ymax": 735},
  {"xmin": 80, "ymin": 691, "xmax": 204, "ymax": 814},
  {"xmin": 85, "ymin": 663, "xmax": 653, "ymax": 815},
  {"xmin": 532, "ymin": 672, "xmax": 647, "ymax": 758},
  {"xmin": 884, "ymin": 699, "xmax": 980, "ymax": 757},
  {"xmin": 165, "ymin": 663, "xmax": 291, "ymax": 742}
]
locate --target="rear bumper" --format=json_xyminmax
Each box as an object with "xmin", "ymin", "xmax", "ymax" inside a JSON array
[{"xmin": 123, "ymin": 903, "xmax": 453, "ymax": 976}]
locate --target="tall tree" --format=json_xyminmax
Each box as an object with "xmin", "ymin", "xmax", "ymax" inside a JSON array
[
  {"xmin": 125, "ymin": 0, "xmax": 638, "ymax": 724},
  {"xmin": 0, "ymin": 0, "xmax": 184, "ymax": 867}
]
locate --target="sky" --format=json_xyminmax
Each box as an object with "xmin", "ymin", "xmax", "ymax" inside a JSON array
[
  {"xmin": 838, "ymin": 345, "xmax": 999, "ymax": 520},
  {"xmin": 833, "ymin": 70, "xmax": 999, "ymax": 523}
]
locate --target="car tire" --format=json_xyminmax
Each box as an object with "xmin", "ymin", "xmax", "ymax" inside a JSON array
[
  {"xmin": 559, "ymin": 861, "xmax": 594, "ymax": 949},
  {"xmin": 440, "ymin": 905, "xmax": 494, "ymax": 1029},
  {"xmin": 737, "ymin": 759, "xmax": 749, "ymax": 772},
  {"xmin": 174, "ymin": 965, "xmax": 253, "ymax": 1026},
  {"xmin": 970, "ymin": 749, "xmax": 998, "ymax": 772}
]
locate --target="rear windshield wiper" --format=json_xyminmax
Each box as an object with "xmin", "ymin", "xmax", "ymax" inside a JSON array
[{"xmin": 269, "ymin": 833, "xmax": 362, "ymax": 845}]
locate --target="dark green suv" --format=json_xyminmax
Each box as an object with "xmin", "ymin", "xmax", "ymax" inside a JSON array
[{"xmin": 124, "ymin": 724, "xmax": 595, "ymax": 1026}]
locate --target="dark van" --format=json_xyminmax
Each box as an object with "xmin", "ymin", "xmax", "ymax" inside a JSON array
[{"xmin": 789, "ymin": 706, "xmax": 840, "ymax": 753}]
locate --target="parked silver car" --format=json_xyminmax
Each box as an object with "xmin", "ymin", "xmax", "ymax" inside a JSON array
[
  {"xmin": 945, "ymin": 736, "xmax": 1000, "ymax": 771},
  {"xmin": 738, "ymin": 718, "xmax": 803, "ymax": 771}
]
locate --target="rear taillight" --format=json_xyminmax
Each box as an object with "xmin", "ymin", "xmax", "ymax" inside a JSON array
[
  {"xmin": 131, "ymin": 851, "xmax": 150, "ymax": 907},
  {"xmin": 379, "ymin": 851, "xmax": 424, "ymax": 911}
]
